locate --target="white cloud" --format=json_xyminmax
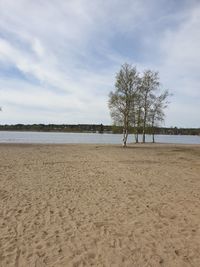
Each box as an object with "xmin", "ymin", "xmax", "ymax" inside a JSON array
[{"xmin": 0, "ymin": 0, "xmax": 199, "ymax": 127}]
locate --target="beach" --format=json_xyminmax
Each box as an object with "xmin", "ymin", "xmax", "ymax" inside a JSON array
[{"xmin": 0, "ymin": 143, "xmax": 200, "ymax": 267}]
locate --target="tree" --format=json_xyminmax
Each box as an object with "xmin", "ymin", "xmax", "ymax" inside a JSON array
[
  {"xmin": 130, "ymin": 82, "xmax": 143, "ymax": 143},
  {"xmin": 109, "ymin": 64, "xmax": 170, "ymax": 145},
  {"xmin": 108, "ymin": 63, "xmax": 139, "ymax": 147},
  {"xmin": 140, "ymin": 70, "xmax": 160, "ymax": 143},
  {"xmin": 149, "ymin": 90, "xmax": 170, "ymax": 143}
]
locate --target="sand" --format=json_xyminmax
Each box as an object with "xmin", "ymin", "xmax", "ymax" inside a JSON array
[{"xmin": 0, "ymin": 143, "xmax": 200, "ymax": 267}]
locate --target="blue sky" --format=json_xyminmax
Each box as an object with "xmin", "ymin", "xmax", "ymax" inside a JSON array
[{"xmin": 0, "ymin": 0, "xmax": 199, "ymax": 127}]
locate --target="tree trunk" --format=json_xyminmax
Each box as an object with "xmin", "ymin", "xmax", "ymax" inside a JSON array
[
  {"xmin": 122, "ymin": 113, "xmax": 129, "ymax": 147},
  {"xmin": 142, "ymin": 129, "xmax": 145, "ymax": 143},
  {"xmin": 134, "ymin": 127, "xmax": 139, "ymax": 143},
  {"xmin": 136, "ymin": 108, "xmax": 141, "ymax": 143},
  {"xmin": 142, "ymin": 112, "xmax": 146, "ymax": 143},
  {"xmin": 142, "ymin": 94, "xmax": 148, "ymax": 143},
  {"xmin": 152, "ymin": 119, "xmax": 155, "ymax": 143},
  {"xmin": 152, "ymin": 127, "xmax": 155, "ymax": 143},
  {"xmin": 123, "ymin": 129, "xmax": 128, "ymax": 147},
  {"xmin": 135, "ymin": 133, "xmax": 138, "ymax": 143}
]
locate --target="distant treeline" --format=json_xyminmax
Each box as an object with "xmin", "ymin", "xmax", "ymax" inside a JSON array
[{"xmin": 0, "ymin": 124, "xmax": 199, "ymax": 136}]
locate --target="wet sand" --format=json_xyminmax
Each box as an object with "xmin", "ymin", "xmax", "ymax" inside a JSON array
[{"xmin": 0, "ymin": 143, "xmax": 200, "ymax": 266}]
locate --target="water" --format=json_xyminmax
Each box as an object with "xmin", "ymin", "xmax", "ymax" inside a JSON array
[{"xmin": 0, "ymin": 131, "xmax": 199, "ymax": 144}]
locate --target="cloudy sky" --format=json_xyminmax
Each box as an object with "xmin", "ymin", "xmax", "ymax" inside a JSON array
[{"xmin": 0, "ymin": 0, "xmax": 199, "ymax": 127}]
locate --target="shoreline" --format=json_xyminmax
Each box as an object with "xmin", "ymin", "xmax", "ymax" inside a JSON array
[{"xmin": 0, "ymin": 142, "xmax": 200, "ymax": 147}]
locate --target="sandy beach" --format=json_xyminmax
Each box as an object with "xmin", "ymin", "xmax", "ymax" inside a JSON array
[{"xmin": 0, "ymin": 143, "xmax": 200, "ymax": 267}]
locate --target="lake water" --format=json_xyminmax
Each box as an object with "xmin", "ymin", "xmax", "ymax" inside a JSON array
[{"xmin": 0, "ymin": 131, "xmax": 199, "ymax": 145}]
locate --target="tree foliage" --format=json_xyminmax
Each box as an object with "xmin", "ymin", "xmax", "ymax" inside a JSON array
[
  {"xmin": 108, "ymin": 63, "xmax": 139, "ymax": 147},
  {"xmin": 108, "ymin": 63, "xmax": 170, "ymax": 146}
]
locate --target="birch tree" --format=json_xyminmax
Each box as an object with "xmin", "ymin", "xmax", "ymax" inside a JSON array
[
  {"xmin": 108, "ymin": 63, "xmax": 139, "ymax": 147},
  {"xmin": 129, "ymin": 81, "xmax": 143, "ymax": 143},
  {"xmin": 109, "ymin": 64, "xmax": 170, "ymax": 145},
  {"xmin": 149, "ymin": 90, "xmax": 170, "ymax": 143},
  {"xmin": 141, "ymin": 70, "xmax": 160, "ymax": 143}
]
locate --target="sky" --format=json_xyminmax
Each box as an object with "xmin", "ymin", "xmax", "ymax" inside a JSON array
[{"xmin": 0, "ymin": 0, "xmax": 199, "ymax": 127}]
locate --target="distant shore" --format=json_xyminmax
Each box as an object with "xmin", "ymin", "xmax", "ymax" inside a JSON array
[
  {"xmin": 0, "ymin": 144, "xmax": 200, "ymax": 266},
  {"xmin": 0, "ymin": 123, "xmax": 200, "ymax": 136}
]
